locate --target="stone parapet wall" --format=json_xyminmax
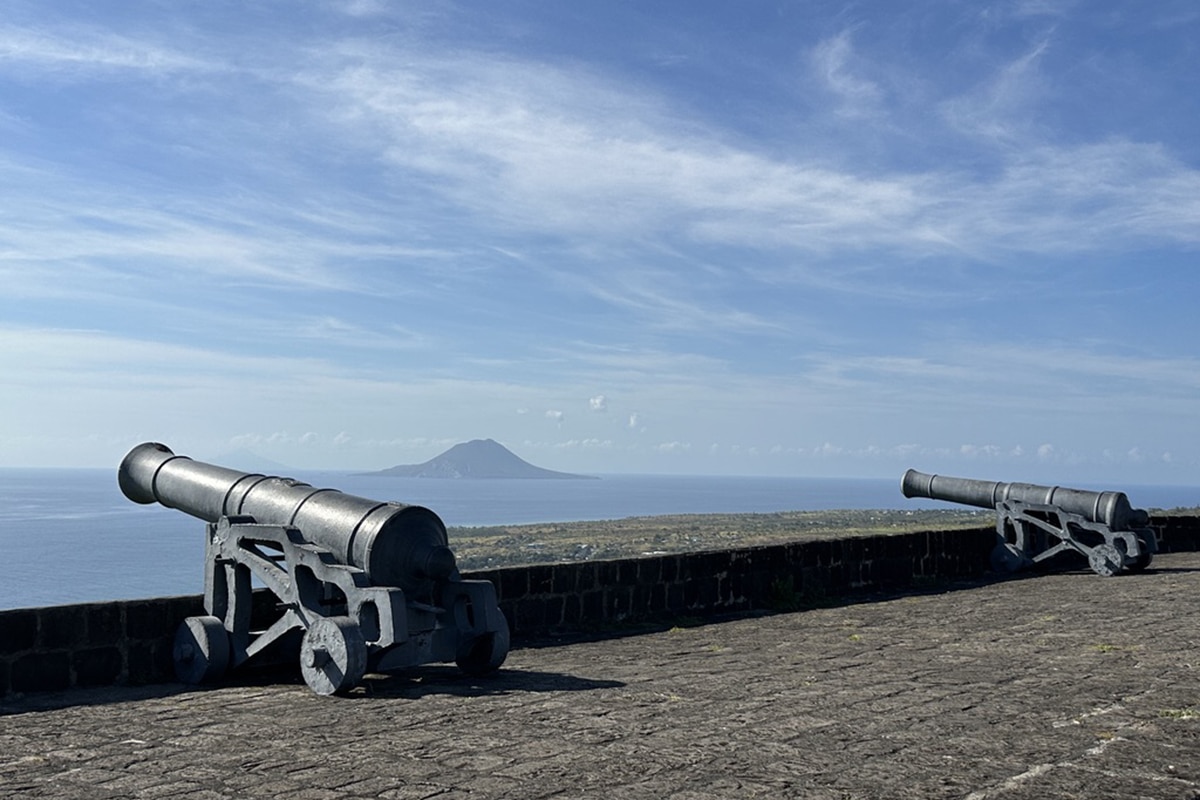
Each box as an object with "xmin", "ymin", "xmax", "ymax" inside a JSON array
[
  {"xmin": 470, "ymin": 526, "xmax": 996, "ymax": 637},
  {"xmin": 0, "ymin": 595, "xmax": 201, "ymax": 698},
  {"xmin": 2, "ymin": 516, "xmax": 1196, "ymax": 699}
]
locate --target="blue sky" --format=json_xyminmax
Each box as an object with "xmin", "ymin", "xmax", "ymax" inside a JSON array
[{"xmin": 1, "ymin": 1, "xmax": 1198, "ymax": 483}]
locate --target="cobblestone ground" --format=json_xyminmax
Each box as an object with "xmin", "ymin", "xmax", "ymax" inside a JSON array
[{"xmin": 3, "ymin": 553, "xmax": 1199, "ymax": 800}]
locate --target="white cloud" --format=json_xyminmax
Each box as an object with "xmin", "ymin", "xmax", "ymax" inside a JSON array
[
  {"xmin": 552, "ymin": 438, "xmax": 613, "ymax": 450},
  {"xmin": 961, "ymin": 444, "xmax": 1002, "ymax": 458},
  {"xmin": 303, "ymin": 44, "xmax": 1200, "ymax": 275},
  {"xmin": 589, "ymin": 394, "xmax": 607, "ymax": 412},
  {"xmin": 941, "ymin": 37, "xmax": 1051, "ymax": 142},
  {"xmin": 811, "ymin": 31, "xmax": 884, "ymax": 117},
  {"xmin": 0, "ymin": 23, "xmax": 212, "ymax": 75}
]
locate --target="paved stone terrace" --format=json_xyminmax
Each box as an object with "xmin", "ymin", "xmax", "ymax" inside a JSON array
[{"xmin": 3, "ymin": 553, "xmax": 1199, "ymax": 800}]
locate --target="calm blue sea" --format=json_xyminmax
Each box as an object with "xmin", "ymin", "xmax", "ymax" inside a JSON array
[{"xmin": 1, "ymin": 468, "xmax": 1195, "ymax": 610}]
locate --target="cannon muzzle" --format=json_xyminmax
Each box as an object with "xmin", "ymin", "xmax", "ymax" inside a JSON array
[
  {"xmin": 901, "ymin": 468, "xmax": 1149, "ymax": 531},
  {"xmin": 119, "ymin": 442, "xmax": 455, "ymax": 593}
]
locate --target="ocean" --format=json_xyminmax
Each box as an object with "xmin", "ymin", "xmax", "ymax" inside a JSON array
[{"xmin": 1, "ymin": 468, "xmax": 1195, "ymax": 610}]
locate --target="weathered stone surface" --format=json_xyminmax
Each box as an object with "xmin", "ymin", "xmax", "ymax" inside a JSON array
[
  {"xmin": 0, "ymin": 609, "xmax": 38, "ymax": 655},
  {"xmin": 37, "ymin": 604, "xmax": 89, "ymax": 649},
  {"xmin": 10, "ymin": 651, "xmax": 70, "ymax": 693},
  {"xmin": 84, "ymin": 603, "xmax": 123, "ymax": 647},
  {"xmin": 3, "ymin": 553, "xmax": 1199, "ymax": 799},
  {"xmin": 71, "ymin": 647, "xmax": 123, "ymax": 687}
]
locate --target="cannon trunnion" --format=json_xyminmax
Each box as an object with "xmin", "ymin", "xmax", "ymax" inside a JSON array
[
  {"xmin": 119, "ymin": 442, "xmax": 509, "ymax": 695},
  {"xmin": 901, "ymin": 469, "xmax": 1157, "ymax": 577}
]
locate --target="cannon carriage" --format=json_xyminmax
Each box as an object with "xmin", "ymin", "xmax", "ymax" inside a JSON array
[
  {"xmin": 901, "ymin": 469, "xmax": 1157, "ymax": 576},
  {"xmin": 119, "ymin": 442, "xmax": 509, "ymax": 695}
]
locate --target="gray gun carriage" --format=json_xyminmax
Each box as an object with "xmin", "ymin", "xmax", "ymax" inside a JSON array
[
  {"xmin": 119, "ymin": 443, "xmax": 509, "ymax": 695},
  {"xmin": 901, "ymin": 469, "xmax": 1158, "ymax": 577}
]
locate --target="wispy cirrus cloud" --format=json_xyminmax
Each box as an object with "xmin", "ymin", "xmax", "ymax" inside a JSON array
[
  {"xmin": 810, "ymin": 30, "xmax": 885, "ymax": 118},
  {"xmin": 0, "ymin": 23, "xmax": 212, "ymax": 75},
  {"xmin": 295, "ymin": 38, "xmax": 1200, "ymax": 272}
]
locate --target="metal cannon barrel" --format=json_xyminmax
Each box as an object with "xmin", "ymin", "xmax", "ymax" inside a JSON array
[
  {"xmin": 901, "ymin": 468, "xmax": 1148, "ymax": 531},
  {"xmin": 119, "ymin": 442, "xmax": 456, "ymax": 593}
]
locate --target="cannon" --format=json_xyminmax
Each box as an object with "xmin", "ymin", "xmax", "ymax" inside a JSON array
[
  {"xmin": 119, "ymin": 442, "xmax": 509, "ymax": 694},
  {"xmin": 901, "ymin": 469, "xmax": 1158, "ymax": 576}
]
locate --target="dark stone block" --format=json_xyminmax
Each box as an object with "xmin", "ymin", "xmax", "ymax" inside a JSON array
[
  {"xmin": 596, "ymin": 561, "xmax": 619, "ymax": 588},
  {"xmin": 683, "ymin": 578, "xmax": 719, "ymax": 609},
  {"xmin": 689, "ymin": 551, "xmax": 729, "ymax": 580},
  {"xmin": 608, "ymin": 587, "xmax": 632, "ymax": 620},
  {"xmin": 0, "ymin": 659, "xmax": 9, "ymax": 697},
  {"xmin": 580, "ymin": 590, "xmax": 604, "ymax": 623},
  {"xmin": 727, "ymin": 549, "xmax": 756, "ymax": 573},
  {"xmin": 711, "ymin": 577, "xmax": 728, "ymax": 608},
  {"xmin": 551, "ymin": 565, "xmax": 577, "ymax": 595},
  {"xmin": 728, "ymin": 571, "xmax": 751, "ymax": 602},
  {"xmin": 895, "ymin": 534, "xmax": 920, "ymax": 559},
  {"xmin": 527, "ymin": 565, "xmax": 554, "ymax": 595},
  {"xmin": 648, "ymin": 583, "xmax": 667, "ymax": 614},
  {"xmin": 543, "ymin": 595, "xmax": 565, "ymax": 628},
  {"xmin": 38, "ymin": 605, "xmax": 89, "ymax": 649},
  {"xmin": 660, "ymin": 556, "xmax": 679, "ymax": 583},
  {"xmin": 780, "ymin": 541, "xmax": 803, "ymax": 564},
  {"xmin": 637, "ymin": 557, "xmax": 663, "ymax": 585},
  {"xmin": 842, "ymin": 538, "xmax": 864, "ymax": 565},
  {"xmin": 711, "ymin": 550, "xmax": 735, "ymax": 576},
  {"xmin": 563, "ymin": 593, "xmax": 582, "ymax": 625},
  {"xmin": 875, "ymin": 557, "xmax": 910, "ymax": 588},
  {"xmin": 828, "ymin": 563, "xmax": 849, "ymax": 590},
  {"xmin": 1151, "ymin": 516, "xmax": 1200, "ymax": 553},
  {"xmin": 86, "ymin": 603, "xmax": 124, "ymax": 647},
  {"xmin": 632, "ymin": 583, "xmax": 654, "ymax": 615},
  {"xmin": 804, "ymin": 540, "xmax": 832, "ymax": 567},
  {"xmin": 73, "ymin": 647, "xmax": 124, "ymax": 687},
  {"xmin": 0, "ymin": 610, "xmax": 38, "ymax": 655},
  {"xmin": 127, "ymin": 639, "xmax": 175, "ymax": 685},
  {"xmin": 617, "ymin": 560, "xmax": 639, "ymax": 586},
  {"xmin": 496, "ymin": 568, "xmax": 529, "ymax": 602},
  {"xmin": 514, "ymin": 598, "xmax": 546, "ymax": 633},
  {"xmin": 666, "ymin": 583, "xmax": 685, "ymax": 611},
  {"xmin": 11, "ymin": 651, "xmax": 71, "ymax": 693},
  {"xmin": 125, "ymin": 600, "xmax": 175, "ymax": 641},
  {"xmin": 573, "ymin": 563, "xmax": 598, "ymax": 593},
  {"xmin": 677, "ymin": 552, "xmax": 708, "ymax": 581},
  {"xmin": 856, "ymin": 560, "xmax": 874, "ymax": 587}
]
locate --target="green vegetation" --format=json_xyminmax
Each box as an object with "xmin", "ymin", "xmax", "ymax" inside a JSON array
[
  {"xmin": 448, "ymin": 508, "xmax": 988, "ymax": 570},
  {"xmin": 1160, "ymin": 707, "xmax": 1200, "ymax": 721}
]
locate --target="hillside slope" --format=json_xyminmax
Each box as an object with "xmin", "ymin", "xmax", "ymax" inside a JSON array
[{"xmin": 366, "ymin": 439, "xmax": 596, "ymax": 479}]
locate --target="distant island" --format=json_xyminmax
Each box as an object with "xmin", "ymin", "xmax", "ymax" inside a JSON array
[{"xmin": 361, "ymin": 439, "xmax": 597, "ymax": 480}]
